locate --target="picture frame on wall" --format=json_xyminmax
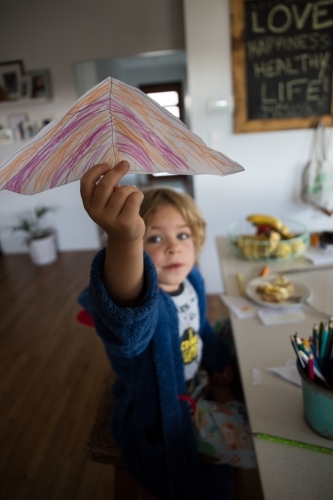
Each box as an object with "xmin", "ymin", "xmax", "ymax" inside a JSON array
[
  {"xmin": 0, "ymin": 60, "xmax": 25, "ymax": 100},
  {"xmin": 20, "ymin": 74, "xmax": 32, "ymax": 100},
  {"xmin": 28, "ymin": 69, "xmax": 52, "ymax": 99},
  {"xmin": 8, "ymin": 112, "xmax": 29, "ymax": 141},
  {"xmin": 23, "ymin": 121, "xmax": 38, "ymax": 140}
]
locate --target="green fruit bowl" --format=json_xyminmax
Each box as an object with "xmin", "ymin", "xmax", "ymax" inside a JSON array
[{"xmin": 227, "ymin": 218, "xmax": 310, "ymax": 262}]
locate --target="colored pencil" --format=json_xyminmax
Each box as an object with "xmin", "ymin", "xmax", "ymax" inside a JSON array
[
  {"xmin": 320, "ymin": 324, "xmax": 329, "ymax": 364},
  {"xmin": 302, "ymin": 339, "xmax": 312, "ymax": 355},
  {"xmin": 318, "ymin": 321, "xmax": 324, "ymax": 353},
  {"xmin": 308, "ymin": 354, "xmax": 314, "ymax": 380},
  {"xmin": 296, "ymin": 336, "xmax": 306, "ymax": 354},
  {"xmin": 290, "ymin": 331, "xmax": 332, "ymax": 389},
  {"xmin": 252, "ymin": 432, "xmax": 333, "ymax": 456},
  {"xmin": 296, "ymin": 337, "xmax": 319, "ymax": 372},
  {"xmin": 309, "ymin": 343, "xmax": 320, "ymax": 370},
  {"xmin": 323, "ymin": 322, "xmax": 333, "ymax": 375},
  {"xmin": 290, "ymin": 335, "xmax": 305, "ymax": 369},
  {"xmin": 298, "ymin": 351, "xmax": 331, "ymax": 388},
  {"xmin": 312, "ymin": 323, "xmax": 319, "ymax": 357},
  {"xmin": 323, "ymin": 324, "xmax": 333, "ymax": 378}
]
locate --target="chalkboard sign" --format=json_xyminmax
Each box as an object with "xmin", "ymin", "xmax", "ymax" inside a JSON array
[{"xmin": 231, "ymin": 0, "xmax": 333, "ymax": 133}]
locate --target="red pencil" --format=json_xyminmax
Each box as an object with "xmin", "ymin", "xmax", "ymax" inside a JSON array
[{"xmin": 308, "ymin": 353, "xmax": 315, "ymax": 380}]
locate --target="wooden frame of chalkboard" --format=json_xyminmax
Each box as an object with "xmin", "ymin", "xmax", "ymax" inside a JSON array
[{"xmin": 231, "ymin": 0, "xmax": 333, "ymax": 133}]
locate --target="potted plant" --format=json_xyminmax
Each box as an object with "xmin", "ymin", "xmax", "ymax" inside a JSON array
[{"xmin": 10, "ymin": 206, "xmax": 58, "ymax": 265}]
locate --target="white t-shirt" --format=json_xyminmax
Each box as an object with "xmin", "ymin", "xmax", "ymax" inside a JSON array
[{"xmin": 169, "ymin": 279, "xmax": 203, "ymax": 381}]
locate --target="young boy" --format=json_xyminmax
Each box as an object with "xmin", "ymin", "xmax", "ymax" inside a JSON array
[{"xmin": 79, "ymin": 161, "xmax": 254, "ymax": 500}]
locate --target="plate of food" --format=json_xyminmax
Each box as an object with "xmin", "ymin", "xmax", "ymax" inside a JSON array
[{"xmin": 245, "ymin": 274, "xmax": 312, "ymax": 309}]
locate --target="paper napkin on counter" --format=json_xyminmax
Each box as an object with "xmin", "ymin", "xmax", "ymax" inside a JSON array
[
  {"xmin": 220, "ymin": 295, "xmax": 305, "ymax": 324},
  {"xmin": 266, "ymin": 359, "xmax": 301, "ymax": 387},
  {"xmin": 258, "ymin": 307, "xmax": 305, "ymax": 325},
  {"xmin": 304, "ymin": 247, "xmax": 333, "ymax": 265},
  {"xmin": 220, "ymin": 295, "xmax": 259, "ymax": 319}
]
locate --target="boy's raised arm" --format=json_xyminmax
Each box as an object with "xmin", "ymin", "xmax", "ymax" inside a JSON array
[{"xmin": 80, "ymin": 161, "xmax": 145, "ymax": 307}]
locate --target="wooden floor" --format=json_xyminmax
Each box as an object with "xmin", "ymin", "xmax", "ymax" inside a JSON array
[{"xmin": 0, "ymin": 250, "xmax": 263, "ymax": 500}]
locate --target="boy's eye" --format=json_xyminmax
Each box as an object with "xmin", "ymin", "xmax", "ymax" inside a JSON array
[
  {"xmin": 178, "ymin": 232, "xmax": 190, "ymax": 240},
  {"xmin": 147, "ymin": 235, "xmax": 162, "ymax": 244}
]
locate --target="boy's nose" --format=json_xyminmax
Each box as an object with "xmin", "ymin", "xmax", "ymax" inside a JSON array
[{"xmin": 166, "ymin": 239, "xmax": 180, "ymax": 253}]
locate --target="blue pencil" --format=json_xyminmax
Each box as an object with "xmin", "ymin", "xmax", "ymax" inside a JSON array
[
  {"xmin": 323, "ymin": 322, "xmax": 333, "ymax": 378},
  {"xmin": 320, "ymin": 324, "xmax": 329, "ymax": 365},
  {"xmin": 312, "ymin": 323, "xmax": 319, "ymax": 358},
  {"xmin": 318, "ymin": 322, "xmax": 324, "ymax": 358}
]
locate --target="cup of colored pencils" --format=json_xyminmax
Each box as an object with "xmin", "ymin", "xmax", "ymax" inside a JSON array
[{"xmin": 290, "ymin": 319, "xmax": 333, "ymax": 440}]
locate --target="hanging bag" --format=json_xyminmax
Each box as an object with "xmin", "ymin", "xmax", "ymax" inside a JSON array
[{"xmin": 301, "ymin": 121, "xmax": 333, "ymax": 216}]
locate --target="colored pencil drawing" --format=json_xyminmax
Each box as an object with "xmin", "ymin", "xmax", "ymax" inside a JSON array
[{"xmin": 0, "ymin": 77, "xmax": 244, "ymax": 195}]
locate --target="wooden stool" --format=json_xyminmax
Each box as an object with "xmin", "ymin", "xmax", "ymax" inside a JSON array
[{"xmin": 86, "ymin": 372, "xmax": 156, "ymax": 500}]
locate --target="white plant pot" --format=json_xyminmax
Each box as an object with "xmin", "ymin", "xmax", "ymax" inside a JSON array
[{"xmin": 29, "ymin": 233, "xmax": 57, "ymax": 266}]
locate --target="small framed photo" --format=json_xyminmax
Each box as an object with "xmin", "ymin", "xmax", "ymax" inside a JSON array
[
  {"xmin": 28, "ymin": 69, "xmax": 52, "ymax": 99},
  {"xmin": 39, "ymin": 116, "xmax": 54, "ymax": 131},
  {"xmin": 8, "ymin": 113, "xmax": 29, "ymax": 141},
  {"xmin": 0, "ymin": 60, "xmax": 24, "ymax": 100},
  {"xmin": 0, "ymin": 128, "xmax": 13, "ymax": 144},
  {"xmin": 23, "ymin": 121, "xmax": 38, "ymax": 140},
  {"xmin": 20, "ymin": 74, "xmax": 32, "ymax": 100}
]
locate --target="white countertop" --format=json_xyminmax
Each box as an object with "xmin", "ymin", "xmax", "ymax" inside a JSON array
[{"xmin": 216, "ymin": 237, "xmax": 333, "ymax": 500}]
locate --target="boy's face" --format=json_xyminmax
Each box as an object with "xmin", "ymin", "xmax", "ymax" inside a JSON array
[{"xmin": 143, "ymin": 204, "xmax": 196, "ymax": 293}]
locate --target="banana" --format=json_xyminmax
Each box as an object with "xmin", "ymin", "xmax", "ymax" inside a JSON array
[
  {"xmin": 247, "ymin": 214, "xmax": 291, "ymax": 239},
  {"xmin": 278, "ymin": 226, "xmax": 292, "ymax": 239},
  {"xmin": 247, "ymin": 214, "xmax": 283, "ymax": 231}
]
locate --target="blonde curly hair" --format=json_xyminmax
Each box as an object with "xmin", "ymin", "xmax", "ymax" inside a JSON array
[{"xmin": 139, "ymin": 187, "xmax": 206, "ymax": 258}]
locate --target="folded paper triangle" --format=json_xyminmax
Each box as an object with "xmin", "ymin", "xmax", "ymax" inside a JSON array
[{"xmin": 0, "ymin": 77, "xmax": 244, "ymax": 195}]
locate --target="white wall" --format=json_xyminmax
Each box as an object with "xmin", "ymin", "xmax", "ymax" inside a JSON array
[
  {"xmin": 183, "ymin": 0, "xmax": 333, "ymax": 293},
  {"xmin": 73, "ymin": 50, "xmax": 187, "ymax": 117},
  {"xmin": 0, "ymin": 0, "xmax": 185, "ymax": 253}
]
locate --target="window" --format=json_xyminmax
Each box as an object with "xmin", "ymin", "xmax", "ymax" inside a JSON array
[
  {"xmin": 139, "ymin": 82, "xmax": 185, "ymax": 123},
  {"xmin": 147, "ymin": 91, "xmax": 180, "ymax": 118}
]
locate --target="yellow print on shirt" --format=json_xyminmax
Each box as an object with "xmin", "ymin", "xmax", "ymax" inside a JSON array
[{"xmin": 180, "ymin": 327, "xmax": 199, "ymax": 364}]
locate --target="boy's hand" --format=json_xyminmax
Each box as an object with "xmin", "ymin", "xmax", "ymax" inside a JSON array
[{"xmin": 80, "ymin": 161, "xmax": 145, "ymax": 243}]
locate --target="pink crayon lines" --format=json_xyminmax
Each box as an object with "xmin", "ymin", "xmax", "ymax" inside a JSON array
[{"xmin": 0, "ymin": 77, "xmax": 243, "ymax": 195}]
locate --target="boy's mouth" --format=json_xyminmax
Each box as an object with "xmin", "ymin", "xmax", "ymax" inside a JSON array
[{"xmin": 164, "ymin": 263, "xmax": 183, "ymax": 270}]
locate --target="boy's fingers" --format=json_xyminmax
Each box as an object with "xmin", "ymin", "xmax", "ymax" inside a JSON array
[
  {"xmin": 106, "ymin": 184, "xmax": 140, "ymax": 217},
  {"xmin": 93, "ymin": 162, "xmax": 131, "ymax": 208},
  {"xmin": 80, "ymin": 163, "xmax": 110, "ymax": 206},
  {"xmin": 119, "ymin": 191, "xmax": 144, "ymax": 220},
  {"xmin": 99, "ymin": 161, "xmax": 130, "ymax": 189},
  {"xmin": 80, "ymin": 161, "xmax": 130, "ymax": 207}
]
